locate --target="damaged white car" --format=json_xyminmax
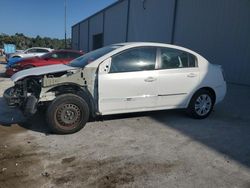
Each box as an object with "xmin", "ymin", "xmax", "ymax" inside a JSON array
[{"xmin": 4, "ymin": 42, "xmax": 226, "ymax": 134}]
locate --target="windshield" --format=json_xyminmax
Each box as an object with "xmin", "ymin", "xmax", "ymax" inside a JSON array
[{"xmin": 69, "ymin": 45, "xmax": 122, "ymax": 68}]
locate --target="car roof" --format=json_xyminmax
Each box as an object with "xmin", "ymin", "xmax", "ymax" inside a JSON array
[{"xmin": 113, "ymin": 42, "xmax": 196, "ymax": 53}]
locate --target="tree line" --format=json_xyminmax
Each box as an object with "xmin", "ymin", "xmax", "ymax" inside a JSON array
[{"xmin": 0, "ymin": 33, "xmax": 71, "ymax": 50}]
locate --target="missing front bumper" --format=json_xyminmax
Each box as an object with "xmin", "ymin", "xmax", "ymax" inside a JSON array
[
  {"xmin": 3, "ymin": 87, "xmax": 20, "ymax": 107},
  {"xmin": 3, "ymin": 87, "xmax": 38, "ymax": 116}
]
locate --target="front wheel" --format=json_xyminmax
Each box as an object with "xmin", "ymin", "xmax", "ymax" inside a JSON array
[
  {"xmin": 46, "ymin": 94, "xmax": 89, "ymax": 134},
  {"xmin": 187, "ymin": 90, "xmax": 214, "ymax": 119}
]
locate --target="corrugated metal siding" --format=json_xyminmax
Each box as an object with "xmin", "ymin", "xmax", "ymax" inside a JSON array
[
  {"xmin": 127, "ymin": 0, "xmax": 175, "ymax": 43},
  {"xmin": 71, "ymin": 25, "xmax": 79, "ymax": 50},
  {"xmin": 173, "ymin": 0, "xmax": 250, "ymax": 85},
  {"xmin": 79, "ymin": 21, "xmax": 89, "ymax": 52},
  {"xmin": 104, "ymin": 0, "xmax": 128, "ymax": 45},
  {"xmin": 72, "ymin": 0, "xmax": 250, "ymax": 85},
  {"xmin": 89, "ymin": 13, "xmax": 104, "ymax": 50}
]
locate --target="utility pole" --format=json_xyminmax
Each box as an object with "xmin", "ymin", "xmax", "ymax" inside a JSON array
[{"xmin": 64, "ymin": 0, "xmax": 67, "ymax": 49}]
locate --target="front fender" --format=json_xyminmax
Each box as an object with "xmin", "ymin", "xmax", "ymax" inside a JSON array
[{"xmin": 41, "ymin": 84, "xmax": 98, "ymax": 118}]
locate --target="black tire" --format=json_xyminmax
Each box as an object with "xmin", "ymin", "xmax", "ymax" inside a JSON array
[
  {"xmin": 24, "ymin": 95, "xmax": 38, "ymax": 116},
  {"xmin": 46, "ymin": 94, "xmax": 89, "ymax": 134},
  {"xmin": 187, "ymin": 89, "xmax": 215, "ymax": 119},
  {"xmin": 12, "ymin": 56, "xmax": 21, "ymax": 58}
]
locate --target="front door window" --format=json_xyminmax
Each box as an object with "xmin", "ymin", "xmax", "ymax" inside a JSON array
[{"xmin": 110, "ymin": 47, "xmax": 156, "ymax": 73}]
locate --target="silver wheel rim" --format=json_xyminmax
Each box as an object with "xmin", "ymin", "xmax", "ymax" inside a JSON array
[{"xmin": 195, "ymin": 94, "xmax": 212, "ymax": 116}]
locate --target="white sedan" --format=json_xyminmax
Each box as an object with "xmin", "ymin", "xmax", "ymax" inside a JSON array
[
  {"xmin": 4, "ymin": 42, "xmax": 226, "ymax": 134},
  {"xmin": 9, "ymin": 47, "xmax": 53, "ymax": 59}
]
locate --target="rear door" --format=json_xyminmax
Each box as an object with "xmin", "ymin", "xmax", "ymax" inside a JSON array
[
  {"xmin": 98, "ymin": 47, "xmax": 158, "ymax": 115},
  {"xmin": 156, "ymin": 47, "xmax": 200, "ymax": 108}
]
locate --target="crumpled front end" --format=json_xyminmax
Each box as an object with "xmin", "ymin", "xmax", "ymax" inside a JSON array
[
  {"xmin": 3, "ymin": 86, "xmax": 24, "ymax": 107},
  {"xmin": 3, "ymin": 64, "xmax": 97, "ymax": 117},
  {"xmin": 3, "ymin": 77, "xmax": 42, "ymax": 116}
]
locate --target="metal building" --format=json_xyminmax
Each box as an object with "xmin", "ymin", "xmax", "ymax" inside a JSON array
[{"xmin": 72, "ymin": 0, "xmax": 250, "ymax": 86}]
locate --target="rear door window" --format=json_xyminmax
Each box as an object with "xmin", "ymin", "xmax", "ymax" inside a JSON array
[{"xmin": 159, "ymin": 48, "xmax": 197, "ymax": 69}]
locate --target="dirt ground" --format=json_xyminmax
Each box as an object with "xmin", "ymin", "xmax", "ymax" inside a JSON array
[{"xmin": 0, "ymin": 63, "xmax": 250, "ymax": 188}]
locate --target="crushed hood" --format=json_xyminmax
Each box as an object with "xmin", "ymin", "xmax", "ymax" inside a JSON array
[{"xmin": 11, "ymin": 64, "xmax": 77, "ymax": 82}]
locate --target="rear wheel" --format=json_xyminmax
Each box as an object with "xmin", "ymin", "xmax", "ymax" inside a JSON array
[
  {"xmin": 46, "ymin": 94, "xmax": 89, "ymax": 134},
  {"xmin": 187, "ymin": 90, "xmax": 214, "ymax": 119}
]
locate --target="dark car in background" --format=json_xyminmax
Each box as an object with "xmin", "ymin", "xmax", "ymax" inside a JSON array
[{"xmin": 5, "ymin": 50, "xmax": 83, "ymax": 76}]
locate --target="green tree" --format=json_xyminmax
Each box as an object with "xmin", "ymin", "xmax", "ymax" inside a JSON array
[{"xmin": 0, "ymin": 33, "xmax": 71, "ymax": 50}]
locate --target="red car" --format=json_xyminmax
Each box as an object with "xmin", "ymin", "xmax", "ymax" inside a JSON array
[{"xmin": 5, "ymin": 50, "xmax": 83, "ymax": 76}]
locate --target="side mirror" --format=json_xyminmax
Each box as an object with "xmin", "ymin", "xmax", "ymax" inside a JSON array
[{"xmin": 99, "ymin": 58, "xmax": 111, "ymax": 74}]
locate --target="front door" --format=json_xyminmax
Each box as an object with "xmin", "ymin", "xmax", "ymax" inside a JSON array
[{"xmin": 98, "ymin": 47, "xmax": 158, "ymax": 115}]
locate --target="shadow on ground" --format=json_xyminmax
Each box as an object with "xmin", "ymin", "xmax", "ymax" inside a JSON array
[
  {"xmin": 151, "ymin": 84, "xmax": 250, "ymax": 169},
  {"xmin": 93, "ymin": 84, "xmax": 250, "ymax": 169},
  {"xmin": 102, "ymin": 101, "xmax": 250, "ymax": 169},
  {"xmin": 0, "ymin": 97, "xmax": 50, "ymax": 134},
  {"xmin": 19, "ymin": 112, "xmax": 51, "ymax": 134},
  {"xmin": 152, "ymin": 110, "xmax": 250, "ymax": 168}
]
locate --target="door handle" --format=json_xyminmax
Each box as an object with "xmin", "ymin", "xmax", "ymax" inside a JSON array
[
  {"xmin": 187, "ymin": 73, "xmax": 197, "ymax": 78},
  {"xmin": 144, "ymin": 77, "xmax": 156, "ymax": 82}
]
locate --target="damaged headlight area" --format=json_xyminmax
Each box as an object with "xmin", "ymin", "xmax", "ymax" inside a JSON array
[{"xmin": 4, "ymin": 77, "xmax": 42, "ymax": 115}]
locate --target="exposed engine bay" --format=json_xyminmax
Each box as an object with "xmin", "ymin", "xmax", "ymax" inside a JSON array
[
  {"xmin": 4, "ymin": 77, "xmax": 41, "ymax": 106},
  {"xmin": 3, "ymin": 68, "xmax": 96, "ymax": 116}
]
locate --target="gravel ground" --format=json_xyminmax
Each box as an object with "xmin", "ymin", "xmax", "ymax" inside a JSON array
[{"xmin": 0, "ymin": 63, "xmax": 250, "ymax": 188}]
